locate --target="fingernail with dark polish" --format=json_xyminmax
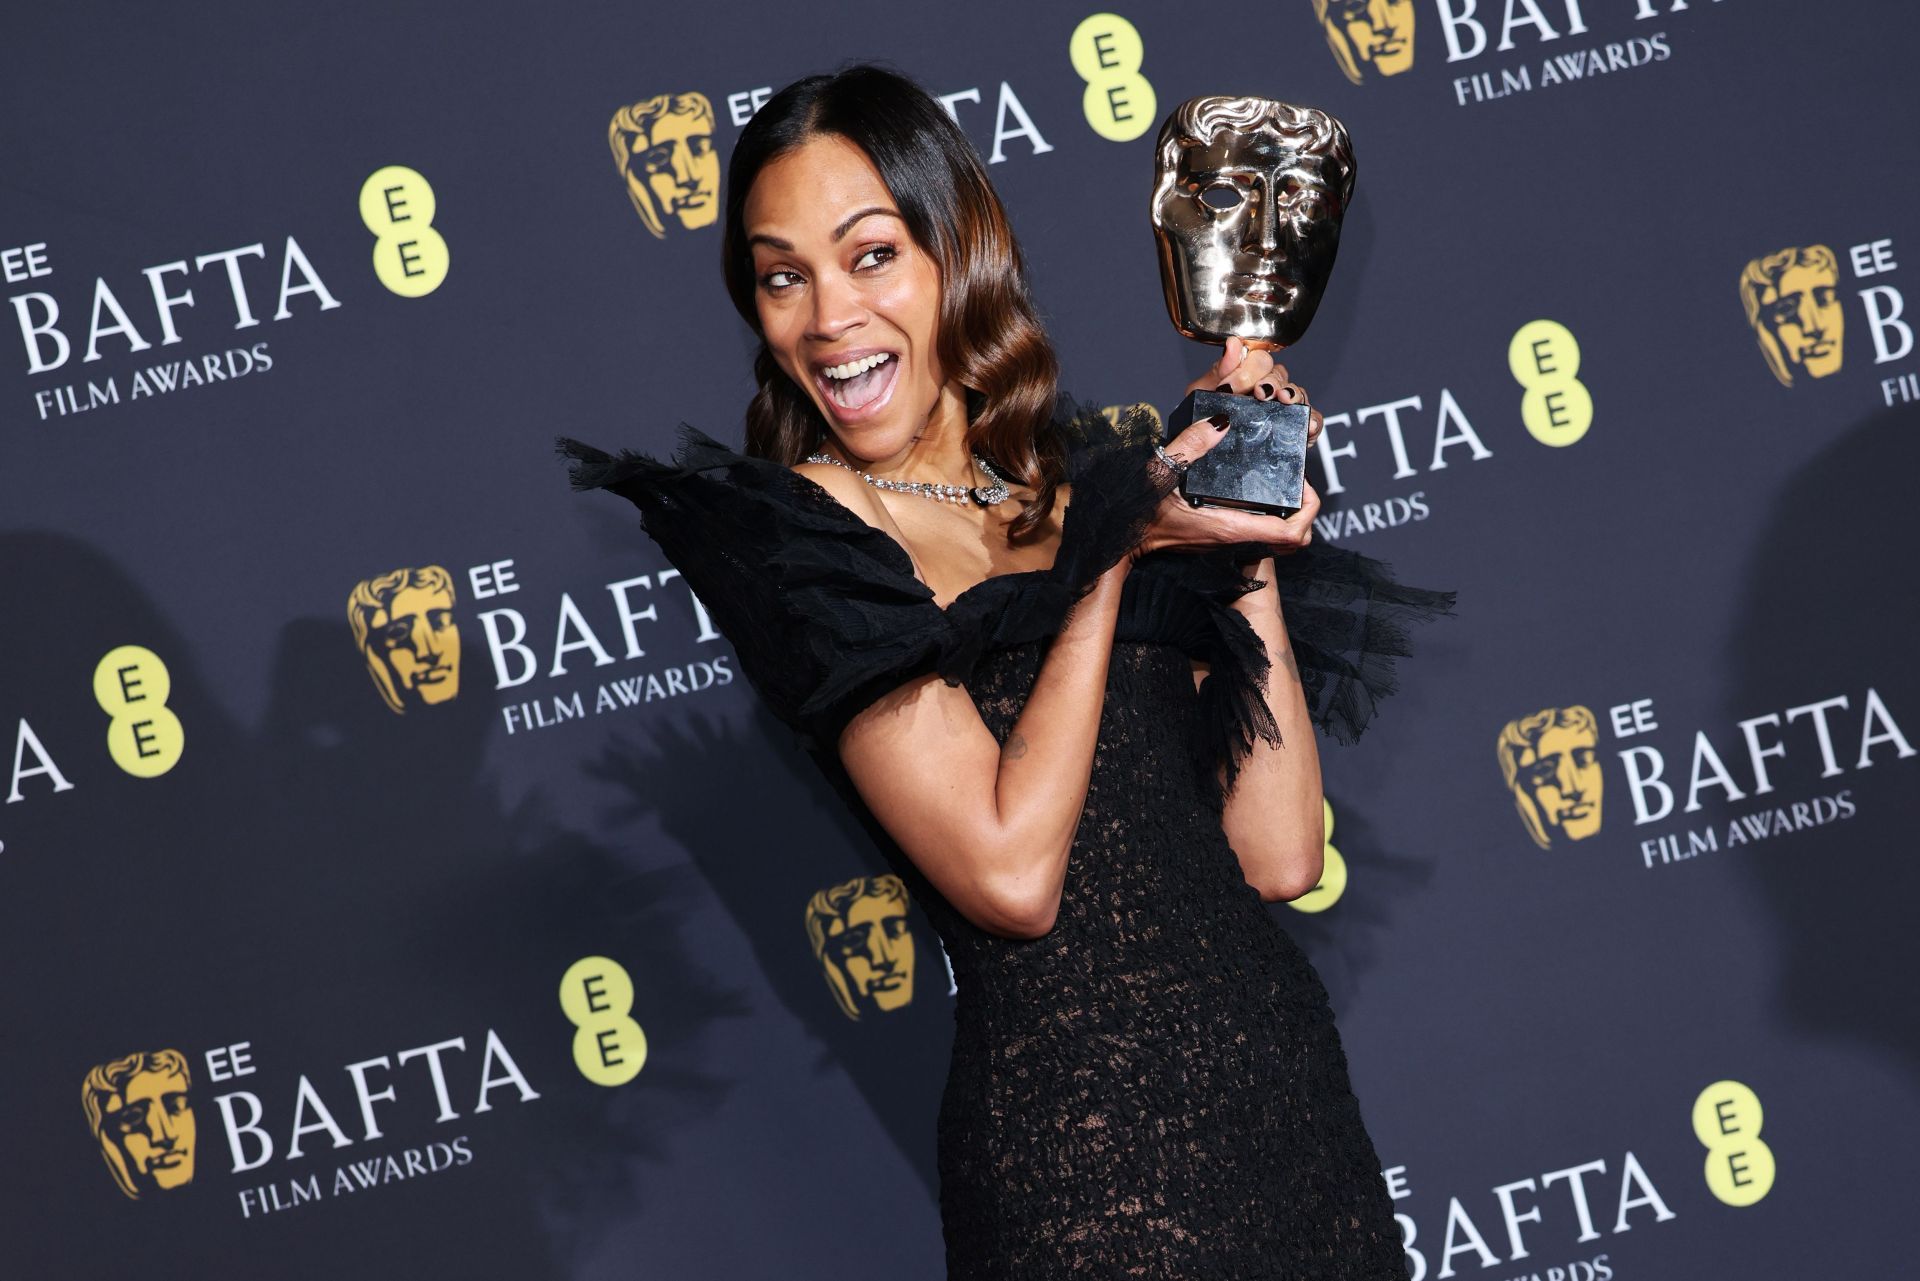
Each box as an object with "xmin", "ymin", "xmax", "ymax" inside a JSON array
[
  {"xmin": 1213, "ymin": 382, "xmax": 1232, "ymax": 393},
  {"xmin": 1208, "ymin": 413, "xmax": 1230, "ymax": 430},
  {"xmin": 1258, "ymin": 382, "xmax": 1277, "ymax": 399}
]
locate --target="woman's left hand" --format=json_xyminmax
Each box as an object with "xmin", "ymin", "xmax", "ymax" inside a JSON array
[{"xmin": 1184, "ymin": 336, "xmax": 1324, "ymax": 448}]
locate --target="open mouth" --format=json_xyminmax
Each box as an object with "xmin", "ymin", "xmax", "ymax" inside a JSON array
[{"xmin": 815, "ymin": 350, "xmax": 899, "ymax": 421}]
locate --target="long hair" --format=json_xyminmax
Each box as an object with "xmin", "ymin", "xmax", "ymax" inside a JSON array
[{"xmin": 721, "ymin": 64, "xmax": 1065, "ymax": 541}]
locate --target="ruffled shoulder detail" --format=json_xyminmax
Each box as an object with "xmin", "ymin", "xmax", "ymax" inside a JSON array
[
  {"xmin": 1268, "ymin": 541, "xmax": 1456, "ymax": 745},
  {"xmin": 555, "ymin": 393, "xmax": 1180, "ymax": 750},
  {"xmin": 557, "ymin": 425, "xmax": 950, "ymax": 749},
  {"xmin": 1128, "ymin": 535, "xmax": 1453, "ymax": 794},
  {"xmin": 558, "ymin": 399, "xmax": 1451, "ymax": 771}
]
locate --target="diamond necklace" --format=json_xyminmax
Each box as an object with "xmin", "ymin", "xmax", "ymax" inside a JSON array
[{"xmin": 803, "ymin": 447, "xmax": 1013, "ymax": 506}]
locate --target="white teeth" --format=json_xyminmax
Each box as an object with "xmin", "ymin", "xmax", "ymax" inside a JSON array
[{"xmin": 822, "ymin": 352, "xmax": 894, "ymax": 380}]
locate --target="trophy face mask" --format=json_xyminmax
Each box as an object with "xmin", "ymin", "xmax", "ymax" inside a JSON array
[{"xmin": 1151, "ymin": 98, "xmax": 1355, "ymax": 350}]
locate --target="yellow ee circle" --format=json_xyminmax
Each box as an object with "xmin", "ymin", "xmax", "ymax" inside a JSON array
[
  {"xmin": 359, "ymin": 165, "xmax": 449, "ymax": 297},
  {"xmin": 1692, "ymin": 1078, "xmax": 1763, "ymax": 1144},
  {"xmin": 1692, "ymin": 1079, "xmax": 1776, "ymax": 1207},
  {"xmin": 1703, "ymin": 1138, "xmax": 1776, "ymax": 1207},
  {"xmin": 1508, "ymin": 319, "xmax": 1582, "ymax": 384},
  {"xmin": 572, "ymin": 1019, "xmax": 648, "ymax": 1087},
  {"xmin": 1508, "ymin": 319, "xmax": 1592, "ymax": 447},
  {"xmin": 1289, "ymin": 798, "xmax": 1348, "ymax": 913},
  {"xmin": 1069, "ymin": 14, "xmax": 1156, "ymax": 142},
  {"xmin": 93, "ymin": 645, "xmax": 184, "ymax": 778},
  {"xmin": 1521, "ymin": 381, "xmax": 1594, "ymax": 446},
  {"xmin": 559, "ymin": 955, "xmax": 636, "ymax": 1023},
  {"xmin": 560, "ymin": 956, "xmax": 647, "ymax": 1086}
]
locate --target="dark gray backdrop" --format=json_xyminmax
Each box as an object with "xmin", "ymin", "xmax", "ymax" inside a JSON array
[{"xmin": 4, "ymin": 1, "xmax": 1916, "ymax": 1277}]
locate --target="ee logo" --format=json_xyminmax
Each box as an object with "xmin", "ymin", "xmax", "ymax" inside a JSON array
[
  {"xmin": 360, "ymin": 165, "xmax": 449, "ymax": 297},
  {"xmin": 93, "ymin": 646, "xmax": 183, "ymax": 778},
  {"xmin": 1288, "ymin": 798, "xmax": 1348, "ymax": 914},
  {"xmin": 560, "ymin": 956, "xmax": 647, "ymax": 1086},
  {"xmin": 1692, "ymin": 1079, "xmax": 1776, "ymax": 1206},
  {"xmin": 1508, "ymin": 319, "xmax": 1592, "ymax": 447},
  {"xmin": 1069, "ymin": 13, "xmax": 1156, "ymax": 142}
]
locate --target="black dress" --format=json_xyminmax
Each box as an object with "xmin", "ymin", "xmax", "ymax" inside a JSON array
[{"xmin": 558, "ymin": 396, "xmax": 1449, "ymax": 1280}]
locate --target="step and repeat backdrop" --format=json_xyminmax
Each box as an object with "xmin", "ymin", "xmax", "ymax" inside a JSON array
[{"xmin": 4, "ymin": 1, "xmax": 1916, "ymax": 1277}]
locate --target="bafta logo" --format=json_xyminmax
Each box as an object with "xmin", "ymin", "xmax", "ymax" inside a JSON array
[
  {"xmin": 805, "ymin": 875, "xmax": 917, "ymax": 1020},
  {"xmin": 348, "ymin": 565, "xmax": 461, "ymax": 714},
  {"xmin": 609, "ymin": 92, "xmax": 720, "ymax": 239},
  {"xmin": 1497, "ymin": 706, "xmax": 1604, "ymax": 849},
  {"xmin": 82, "ymin": 1050, "xmax": 196, "ymax": 1200},
  {"xmin": 1315, "ymin": 0, "xmax": 1416, "ymax": 84},
  {"xmin": 1739, "ymin": 245, "xmax": 1845, "ymax": 387}
]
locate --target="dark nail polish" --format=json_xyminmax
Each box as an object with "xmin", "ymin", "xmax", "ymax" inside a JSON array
[
  {"xmin": 1213, "ymin": 382, "xmax": 1232, "ymax": 393},
  {"xmin": 1258, "ymin": 382, "xmax": 1277, "ymax": 399},
  {"xmin": 1209, "ymin": 413, "xmax": 1230, "ymax": 430}
]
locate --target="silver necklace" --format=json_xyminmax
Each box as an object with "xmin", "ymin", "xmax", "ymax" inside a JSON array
[{"xmin": 803, "ymin": 447, "xmax": 1012, "ymax": 506}]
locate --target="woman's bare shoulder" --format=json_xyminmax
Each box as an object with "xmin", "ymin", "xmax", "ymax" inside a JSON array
[
  {"xmin": 791, "ymin": 460, "xmax": 884, "ymax": 519},
  {"xmin": 789, "ymin": 461, "xmax": 923, "ymax": 560}
]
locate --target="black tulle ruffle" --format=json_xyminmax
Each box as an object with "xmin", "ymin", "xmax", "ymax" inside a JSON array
[{"xmin": 557, "ymin": 391, "xmax": 1450, "ymax": 772}]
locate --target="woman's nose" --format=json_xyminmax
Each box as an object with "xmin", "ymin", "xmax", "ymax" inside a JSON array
[{"xmin": 807, "ymin": 272, "xmax": 867, "ymax": 338}]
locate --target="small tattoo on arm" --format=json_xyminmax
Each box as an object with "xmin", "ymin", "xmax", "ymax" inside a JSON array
[
  {"xmin": 1003, "ymin": 731, "xmax": 1029, "ymax": 760},
  {"xmin": 1277, "ymin": 646, "xmax": 1300, "ymax": 684}
]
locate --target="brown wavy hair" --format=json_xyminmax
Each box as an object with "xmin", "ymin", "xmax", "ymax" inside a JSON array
[{"xmin": 720, "ymin": 64, "xmax": 1065, "ymax": 541}]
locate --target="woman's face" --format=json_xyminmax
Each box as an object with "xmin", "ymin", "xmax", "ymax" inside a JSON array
[{"xmin": 744, "ymin": 133, "xmax": 948, "ymax": 461}]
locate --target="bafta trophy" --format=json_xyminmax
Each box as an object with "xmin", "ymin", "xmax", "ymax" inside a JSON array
[{"xmin": 1150, "ymin": 95, "xmax": 1357, "ymax": 516}]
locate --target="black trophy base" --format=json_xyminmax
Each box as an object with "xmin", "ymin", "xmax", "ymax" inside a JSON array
[{"xmin": 1165, "ymin": 388, "xmax": 1310, "ymax": 517}]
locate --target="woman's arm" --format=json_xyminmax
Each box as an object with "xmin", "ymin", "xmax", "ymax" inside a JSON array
[
  {"xmin": 836, "ymin": 558, "xmax": 1131, "ymax": 940},
  {"xmin": 1208, "ymin": 556, "xmax": 1326, "ymax": 901},
  {"xmin": 829, "ymin": 384, "xmax": 1305, "ymax": 940},
  {"xmin": 1161, "ymin": 335, "xmax": 1329, "ymax": 901}
]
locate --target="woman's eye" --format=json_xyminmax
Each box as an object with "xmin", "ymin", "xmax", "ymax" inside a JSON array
[
  {"xmin": 855, "ymin": 244, "xmax": 897, "ymax": 271},
  {"xmin": 761, "ymin": 270, "xmax": 800, "ymax": 291}
]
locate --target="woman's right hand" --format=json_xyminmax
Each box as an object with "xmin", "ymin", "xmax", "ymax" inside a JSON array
[
  {"xmin": 1132, "ymin": 334, "xmax": 1323, "ymax": 560},
  {"xmin": 1135, "ymin": 419, "xmax": 1321, "ymax": 560}
]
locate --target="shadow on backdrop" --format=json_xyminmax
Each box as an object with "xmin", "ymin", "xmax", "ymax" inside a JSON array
[
  {"xmin": 1724, "ymin": 401, "xmax": 1920, "ymax": 1085},
  {"xmin": 0, "ymin": 532, "xmax": 737, "ymax": 1279},
  {"xmin": 586, "ymin": 709, "xmax": 954, "ymax": 1201}
]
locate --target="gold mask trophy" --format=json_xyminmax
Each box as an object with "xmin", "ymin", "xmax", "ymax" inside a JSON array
[{"xmin": 1151, "ymin": 95, "xmax": 1357, "ymax": 516}]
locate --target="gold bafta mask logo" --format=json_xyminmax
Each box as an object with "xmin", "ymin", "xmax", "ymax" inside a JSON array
[
  {"xmin": 609, "ymin": 92, "xmax": 720, "ymax": 239},
  {"xmin": 1497, "ymin": 705, "xmax": 1604, "ymax": 849},
  {"xmin": 1739, "ymin": 245, "xmax": 1845, "ymax": 387},
  {"xmin": 1315, "ymin": 0, "xmax": 1416, "ymax": 83},
  {"xmin": 805, "ymin": 875, "xmax": 917, "ymax": 1020},
  {"xmin": 82, "ymin": 1050, "xmax": 196, "ymax": 1200},
  {"xmin": 348, "ymin": 565, "xmax": 461, "ymax": 714}
]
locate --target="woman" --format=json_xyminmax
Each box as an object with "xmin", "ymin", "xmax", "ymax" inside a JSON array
[{"xmin": 560, "ymin": 64, "xmax": 1445, "ymax": 1280}]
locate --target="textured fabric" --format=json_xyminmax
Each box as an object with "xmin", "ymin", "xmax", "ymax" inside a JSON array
[{"xmin": 559, "ymin": 393, "xmax": 1447, "ymax": 1279}]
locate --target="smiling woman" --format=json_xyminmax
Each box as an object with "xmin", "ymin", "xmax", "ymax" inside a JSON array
[
  {"xmin": 558, "ymin": 62, "xmax": 1447, "ymax": 1281},
  {"xmin": 720, "ymin": 71, "xmax": 1067, "ymax": 547}
]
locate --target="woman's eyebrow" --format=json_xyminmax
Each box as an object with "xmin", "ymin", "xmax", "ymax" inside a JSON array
[{"xmin": 748, "ymin": 206, "xmax": 904, "ymax": 252}]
